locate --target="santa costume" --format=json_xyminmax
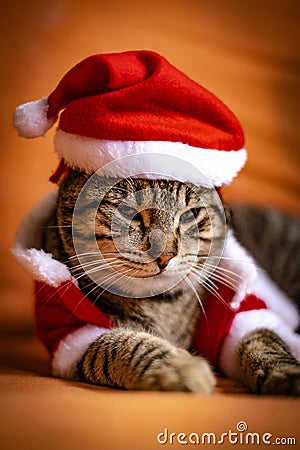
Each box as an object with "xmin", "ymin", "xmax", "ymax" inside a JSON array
[{"xmin": 12, "ymin": 50, "xmax": 300, "ymax": 382}]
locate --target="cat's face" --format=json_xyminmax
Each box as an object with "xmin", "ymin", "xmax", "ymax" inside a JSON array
[{"xmin": 57, "ymin": 171, "xmax": 227, "ymax": 296}]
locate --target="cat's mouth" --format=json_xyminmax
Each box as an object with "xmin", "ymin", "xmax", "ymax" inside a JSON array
[
  {"xmin": 99, "ymin": 253, "xmax": 180, "ymax": 279},
  {"xmin": 72, "ymin": 250, "xmax": 196, "ymax": 297},
  {"xmin": 112, "ymin": 259, "xmax": 177, "ymax": 278}
]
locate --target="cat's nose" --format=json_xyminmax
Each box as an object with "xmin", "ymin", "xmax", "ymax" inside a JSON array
[{"xmin": 156, "ymin": 253, "xmax": 176, "ymax": 270}]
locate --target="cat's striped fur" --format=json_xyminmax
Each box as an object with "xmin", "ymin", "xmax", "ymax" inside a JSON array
[
  {"xmin": 231, "ymin": 205, "xmax": 300, "ymax": 304},
  {"xmin": 239, "ymin": 329, "xmax": 300, "ymax": 395},
  {"xmin": 43, "ymin": 170, "xmax": 300, "ymax": 394}
]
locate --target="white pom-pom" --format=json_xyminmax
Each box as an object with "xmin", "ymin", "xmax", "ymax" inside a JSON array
[{"xmin": 13, "ymin": 97, "xmax": 57, "ymax": 138}]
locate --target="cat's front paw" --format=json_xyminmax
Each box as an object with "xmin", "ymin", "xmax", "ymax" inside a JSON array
[
  {"xmin": 138, "ymin": 350, "xmax": 216, "ymax": 394},
  {"xmin": 261, "ymin": 364, "xmax": 300, "ymax": 396}
]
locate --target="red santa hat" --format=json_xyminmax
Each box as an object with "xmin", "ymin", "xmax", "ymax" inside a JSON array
[{"xmin": 13, "ymin": 50, "xmax": 246, "ymax": 186}]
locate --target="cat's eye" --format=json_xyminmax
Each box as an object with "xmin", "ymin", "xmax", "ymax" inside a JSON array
[
  {"xmin": 179, "ymin": 208, "xmax": 201, "ymax": 224},
  {"xmin": 118, "ymin": 204, "xmax": 140, "ymax": 220}
]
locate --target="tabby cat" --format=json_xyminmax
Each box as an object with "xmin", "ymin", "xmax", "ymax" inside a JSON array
[{"xmin": 42, "ymin": 170, "xmax": 300, "ymax": 395}]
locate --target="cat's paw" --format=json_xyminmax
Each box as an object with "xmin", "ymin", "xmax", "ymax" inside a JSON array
[
  {"xmin": 261, "ymin": 364, "xmax": 300, "ymax": 396},
  {"xmin": 138, "ymin": 350, "xmax": 216, "ymax": 394}
]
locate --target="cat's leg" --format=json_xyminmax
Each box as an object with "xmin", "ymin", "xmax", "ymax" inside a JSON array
[
  {"xmin": 238, "ymin": 328, "xmax": 300, "ymax": 395},
  {"xmin": 218, "ymin": 301, "xmax": 300, "ymax": 395},
  {"xmin": 77, "ymin": 328, "xmax": 215, "ymax": 393}
]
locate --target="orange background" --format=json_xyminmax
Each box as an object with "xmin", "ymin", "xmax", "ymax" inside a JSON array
[
  {"xmin": 1, "ymin": 0, "xmax": 300, "ymax": 324},
  {"xmin": 1, "ymin": 1, "xmax": 299, "ymax": 449}
]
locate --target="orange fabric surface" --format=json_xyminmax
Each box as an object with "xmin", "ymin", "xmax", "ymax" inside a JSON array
[{"xmin": 1, "ymin": 1, "xmax": 299, "ymax": 449}]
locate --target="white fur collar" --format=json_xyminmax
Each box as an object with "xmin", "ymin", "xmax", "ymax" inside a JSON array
[{"xmin": 12, "ymin": 190, "xmax": 73, "ymax": 287}]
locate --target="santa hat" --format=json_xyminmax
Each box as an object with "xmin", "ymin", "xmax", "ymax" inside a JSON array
[{"xmin": 13, "ymin": 50, "xmax": 246, "ymax": 186}]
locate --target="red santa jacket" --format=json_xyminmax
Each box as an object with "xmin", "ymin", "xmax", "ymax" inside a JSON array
[
  {"xmin": 35, "ymin": 278, "xmax": 267, "ymax": 368},
  {"xmin": 13, "ymin": 193, "xmax": 300, "ymax": 381}
]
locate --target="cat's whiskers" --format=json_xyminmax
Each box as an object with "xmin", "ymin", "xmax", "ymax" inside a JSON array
[
  {"xmin": 191, "ymin": 263, "xmax": 240, "ymax": 300},
  {"xmin": 70, "ymin": 258, "xmax": 120, "ymax": 280},
  {"xmin": 69, "ymin": 257, "xmax": 119, "ymax": 272},
  {"xmin": 69, "ymin": 266, "xmax": 136, "ymax": 318},
  {"xmin": 82, "ymin": 259, "xmax": 135, "ymax": 287},
  {"xmin": 202, "ymin": 279, "xmax": 227, "ymax": 306},
  {"xmin": 202, "ymin": 263, "xmax": 243, "ymax": 284},
  {"xmin": 184, "ymin": 275, "xmax": 207, "ymax": 323},
  {"xmin": 67, "ymin": 251, "xmax": 105, "ymax": 262},
  {"xmin": 71, "ymin": 264, "xmax": 120, "ymax": 282},
  {"xmin": 67, "ymin": 251, "xmax": 120, "ymax": 265},
  {"xmin": 188, "ymin": 268, "xmax": 228, "ymax": 307},
  {"xmin": 35, "ymin": 279, "xmax": 72, "ymax": 308},
  {"xmin": 89, "ymin": 267, "xmax": 137, "ymax": 304},
  {"xmin": 192, "ymin": 262, "xmax": 240, "ymax": 291},
  {"xmin": 68, "ymin": 280, "xmax": 102, "ymax": 318},
  {"xmin": 196, "ymin": 256, "xmax": 244, "ymax": 282},
  {"xmin": 205, "ymin": 271, "xmax": 239, "ymax": 292}
]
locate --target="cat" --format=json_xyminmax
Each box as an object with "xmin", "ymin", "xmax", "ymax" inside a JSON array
[
  {"xmin": 230, "ymin": 204, "xmax": 300, "ymax": 306},
  {"xmin": 11, "ymin": 49, "xmax": 300, "ymax": 395},
  {"xmin": 41, "ymin": 169, "xmax": 300, "ymax": 395}
]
